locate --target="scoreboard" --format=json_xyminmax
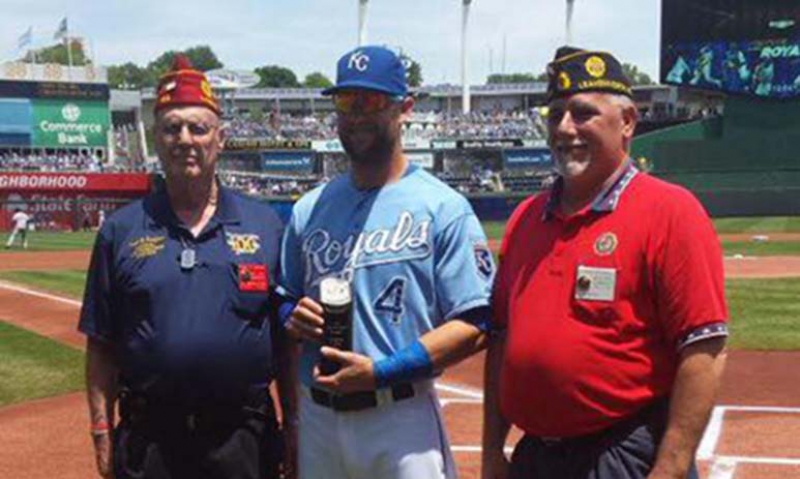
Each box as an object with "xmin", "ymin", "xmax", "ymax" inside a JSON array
[{"xmin": 661, "ymin": 0, "xmax": 800, "ymax": 99}]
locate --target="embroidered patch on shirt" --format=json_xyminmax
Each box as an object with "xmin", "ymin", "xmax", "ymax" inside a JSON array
[
  {"xmin": 226, "ymin": 233, "xmax": 261, "ymax": 256},
  {"xmin": 239, "ymin": 264, "xmax": 269, "ymax": 292},
  {"xmin": 129, "ymin": 236, "xmax": 166, "ymax": 259},
  {"xmin": 474, "ymin": 243, "xmax": 494, "ymax": 280},
  {"xmin": 594, "ymin": 232, "xmax": 618, "ymax": 256}
]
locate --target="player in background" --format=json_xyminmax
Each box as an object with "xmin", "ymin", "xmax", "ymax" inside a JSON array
[
  {"xmin": 6, "ymin": 208, "xmax": 31, "ymax": 249},
  {"xmin": 279, "ymin": 45, "xmax": 494, "ymax": 479}
]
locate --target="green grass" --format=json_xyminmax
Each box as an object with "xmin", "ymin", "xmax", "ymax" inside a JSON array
[
  {"xmin": 727, "ymin": 278, "xmax": 800, "ymax": 350},
  {"xmin": 713, "ymin": 216, "xmax": 800, "ymax": 234},
  {"xmin": 723, "ymin": 241, "xmax": 800, "ymax": 257},
  {"xmin": 0, "ymin": 231, "xmax": 96, "ymax": 252},
  {"xmin": 0, "ymin": 320, "xmax": 84, "ymax": 407},
  {"xmin": 0, "ymin": 270, "xmax": 87, "ymax": 299},
  {"xmin": 483, "ymin": 220, "xmax": 800, "ymax": 257},
  {"xmin": 482, "ymin": 221, "xmax": 507, "ymax": 243},
  {"xmin": 483, "ymin": 217, "xmax": 800, "ymax": 242}
]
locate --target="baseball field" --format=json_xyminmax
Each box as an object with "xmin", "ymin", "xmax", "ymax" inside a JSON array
[{"xmin": 1, "ymin": 217, "xmax": 799, "ymax": 478}]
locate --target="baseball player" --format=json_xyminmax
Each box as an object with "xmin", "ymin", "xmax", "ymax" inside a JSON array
[
  {"xmin": 482, "ymin": 46, "xmax": 728, "ymax": 479},
  {"xmin": 6, "ymin": 208, "xmax": 31, "ymax": 249},
  {"xmin": 279, "ymin": 45, "xmax": 494, "ymax": 479}
]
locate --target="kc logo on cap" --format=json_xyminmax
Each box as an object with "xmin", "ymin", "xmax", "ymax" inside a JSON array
[{"xmin": 348, "ymin": 51, "xmax": 371, "ymax": 72}]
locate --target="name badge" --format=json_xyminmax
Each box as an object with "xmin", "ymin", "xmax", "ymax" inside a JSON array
[{"xmin": 575, "ymin": 266, "xmax": 616, "ymax": 301}]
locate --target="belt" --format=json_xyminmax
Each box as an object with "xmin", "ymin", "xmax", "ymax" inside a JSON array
[
  {"xmin": 118, "ymin": 387, "xmax": 275, "ymax": 432},
  {"xmin": 531, "ymin": 397, "xmax": 669, "ymax": 448},
  {"xmin": 309, "ymin": 383, "xmax": 417, "ymax": 412}
]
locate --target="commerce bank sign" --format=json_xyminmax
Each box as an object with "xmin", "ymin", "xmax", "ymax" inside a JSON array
[{"xmin": 32, "ymin": 100, "xmax": 110, "ymax": 148}]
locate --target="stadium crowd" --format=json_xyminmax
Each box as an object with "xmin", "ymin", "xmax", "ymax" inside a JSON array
[
  {"xmin": 0, "ymin": 151, "xmax": 104, "ymax": 172},
  {"xmin": 226, "ymin": 113, "xmax": 337, "ymax": 140},
  {"xmin": 219, "ymin": 171, "xmax": 322, "ymax": 197},
  {"xmin": 222, "ymin": 108, "xmax": 547, "ymax": 141}
]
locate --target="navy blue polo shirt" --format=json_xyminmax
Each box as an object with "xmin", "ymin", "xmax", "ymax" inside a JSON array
[{"xmin": 79, "ymin": 186, "xmax": 284, "ymax": 405}]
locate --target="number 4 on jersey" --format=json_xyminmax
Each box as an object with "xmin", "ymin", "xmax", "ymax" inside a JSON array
[{"xmin": 374, "ymin": 277, "xmax": 406, "ymax": 325}]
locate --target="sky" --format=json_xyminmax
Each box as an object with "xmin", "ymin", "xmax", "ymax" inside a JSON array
[{"xmin": 0, "ymin": 0, "xmax": 662, "ymax": 85}]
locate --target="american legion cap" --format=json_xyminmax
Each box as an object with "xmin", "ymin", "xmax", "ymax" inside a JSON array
[
  {"xmin": 322, "ymin": 45, "xmax": 408, "ymax": 98},
  {"xmin": 155, "ymin": 54, "xmax": 221, "ymax": 115},
  {"xmin": 546, "ymin": 46, "xmax": 633, "ymax": 101}
]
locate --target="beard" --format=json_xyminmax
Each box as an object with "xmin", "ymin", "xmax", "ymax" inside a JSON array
[
  {"xmin": 552, "ymin": 144, "xmax": 591, "ymax": 180},
  {"xmin": 339, "ymin": 122, "xmax": 397, "ymax": 166}
]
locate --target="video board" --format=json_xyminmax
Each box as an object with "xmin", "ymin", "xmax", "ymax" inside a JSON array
[{"xmin": 661, "ymin": 0, "xmax": 800, "ymax": 99}]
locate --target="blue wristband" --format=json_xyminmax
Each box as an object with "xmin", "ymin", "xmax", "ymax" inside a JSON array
[
  {"xmin": 373, "ymin": 340, "xmax": 434, "ymax": 388},
  {"xmin": 278, "ymin": 301, "xmax": 297, "ymax": 326}
]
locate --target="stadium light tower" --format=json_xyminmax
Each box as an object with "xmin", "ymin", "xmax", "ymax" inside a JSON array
[
  {"xmin": 358, "ymin": 0, "xmax": 369, "ymax": 46},
  {"xmin": 566, "ymin": 0, "xmax": 576, "ymax": 45},
  {"xmin": 461, "ymin": 0, "xmax": 473, "ymax": 114}
]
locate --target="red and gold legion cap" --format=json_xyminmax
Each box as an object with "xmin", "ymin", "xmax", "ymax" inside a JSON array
[{"xmin": 154, "ymin": 54, "xmax": 221, "ymax": 115}]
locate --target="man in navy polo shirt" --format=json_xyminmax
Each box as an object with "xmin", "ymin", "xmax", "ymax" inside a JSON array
[{"xmin": 79, "ymin": 55, "xmax": 294, "ymax": 479}]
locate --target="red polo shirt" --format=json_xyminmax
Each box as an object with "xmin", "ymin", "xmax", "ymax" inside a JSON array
[{"xmin": 493, "ymin": 164, "xmax": 728, "ymax": 437}]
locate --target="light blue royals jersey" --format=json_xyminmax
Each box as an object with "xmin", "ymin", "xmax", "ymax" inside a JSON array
[{"xmin": 280, "ymin": 165, "xmax": 494, "ymax": 387}]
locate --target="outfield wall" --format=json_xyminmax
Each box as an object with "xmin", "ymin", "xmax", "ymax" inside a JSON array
[
  {"xmin": 632, "ymin": 97, "xmax": 800, "ymax": 217},
  {"xmin": 0, "ymin": 172, "xmax": 152, "ymax": 231}
]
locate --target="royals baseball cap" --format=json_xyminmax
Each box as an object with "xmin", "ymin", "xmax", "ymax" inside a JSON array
[{"xmin": 322, "ymin": 45, "xmax": 408, "ymax": 97}]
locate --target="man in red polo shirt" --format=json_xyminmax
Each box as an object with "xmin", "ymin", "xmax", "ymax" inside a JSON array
[{"xmin": 481, "ymin": 46, "xmax": 728, "ymax": 479}]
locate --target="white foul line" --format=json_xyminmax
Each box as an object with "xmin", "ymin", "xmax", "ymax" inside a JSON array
[
  {"xmin": 451, "ymin": 445, "xmax": 514, "ymax": 454},
  {"xmin": 0, "ymin": 280, "xmax": 82, "ymax": 307},
  {"xmin": 718, "ymin": 456, "xmax": 800, "ymax": 466},
  {"xmin": 720, "ymin": 405, "xmax": 800, "ymax": 414},
  {"xmin": 698, "ymin": 407, "xmax": 726, "ymax": 460},
  {"xmin": 440, "ymin": 398, "xmax": 482, "ymax": 407},
  {"xmin": 707, "ymin": 457, "xmax": 737, "ymax": 479},
  {"xmin": 435, "ymin": 382, "xmax": 484, "ymax": 400}
]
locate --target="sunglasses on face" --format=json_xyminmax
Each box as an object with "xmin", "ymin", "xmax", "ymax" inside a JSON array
[{"xmin": 333, "ymin": 91, "xmax": 404, "ymax": 115}]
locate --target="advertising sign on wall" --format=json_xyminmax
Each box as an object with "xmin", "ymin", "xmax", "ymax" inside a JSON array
[
  {"xmin": 31, "ymin": 100, "xmax": 110, "ymax": 148},
  {"xmin": 261, "ymin": 151, "xmax": 315, "ymax": 172},
  {"xmin": 0, "ymin": 172, "xmax": 151, "ymax": 192},
  {"xmin": 504, "ymin": 148, "xmax": 553, "ymax": 169},
  {"xmin": 0, "ymin": 80, "xmax": 110, "ymax": 101},
  {"xmin": 227, "ymin": 138, "xmax": 312, "ymax": 151},
  {"xmin": 0, "ymin": 98, "xmax": 33, "ymax": 146}
]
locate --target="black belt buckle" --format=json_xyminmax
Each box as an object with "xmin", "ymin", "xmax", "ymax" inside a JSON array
[
  {"xmin": 311, "ymin": 383, "xmax": 416, "ymax": 412},
  {"xmin": 186, "ymin": 413, "xmax": 198, "ymax": 431}
]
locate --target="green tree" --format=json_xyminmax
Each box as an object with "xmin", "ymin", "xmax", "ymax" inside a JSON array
[
  {"xmin": 24, "ymin": 39, "xmax": 89, "ymax": 65},
  {"xmin": 107, "ymin": 62, "xmax": 148, "ymax": 89},
  {"xmin": 255, "ymin": 65, "xmax": 300, "ymax": 87},
  {"xmin": 183, "ymin": 45, "xmax": 224, "ymax": 71},
  {"xmin": 486, "ymin": 72, "xmax": 546, "ymax": 84},
  {"xmin": 400, "ymin": 54, "xmax": 423, "ymax": 87},
  {"xmin": 144, "ymin": 46, "xmax": 224, "ymax": 87},
  {"xmin": 622, "ymin": 63, "xmax": 655, "ymax": 86},
  {"xmin": 146, "ymin": 50, "xmax": 180, "ymax": 86},
  {"xmin": 303, "ymin": 72, "xmax": 333, "ymax": 88}
]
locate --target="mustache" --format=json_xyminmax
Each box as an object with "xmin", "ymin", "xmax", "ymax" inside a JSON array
[{"xmin": 170, "ymin": 146, "xmax": 202, "ymax": 159}]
